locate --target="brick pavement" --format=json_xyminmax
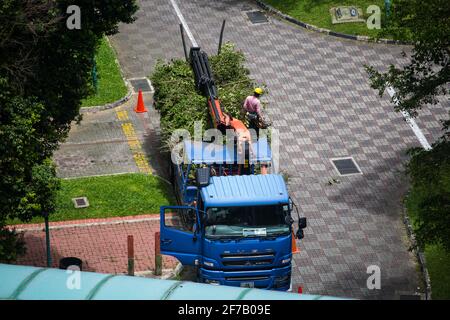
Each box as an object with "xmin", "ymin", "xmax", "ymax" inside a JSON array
[
  {"xmin": 108, "ymin": 0, "xmax": 449, "ymax": 299},
  {"xmin": 13, "ymin": 215, "xmax": 177, "ymax": 274}
]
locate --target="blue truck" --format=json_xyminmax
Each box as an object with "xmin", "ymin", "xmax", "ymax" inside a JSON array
[{"xmin": 159, "ymin": 47, "xmax": 306, "ymax": 291}]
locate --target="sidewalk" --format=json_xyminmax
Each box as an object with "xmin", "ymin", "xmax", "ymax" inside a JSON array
[{"xmin": 12, "ymin": 215, "xmax": 178, "ymax": 275}]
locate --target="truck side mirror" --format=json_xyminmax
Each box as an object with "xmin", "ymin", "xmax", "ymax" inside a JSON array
[
  {"xmin": 296, "ymin": 229, "xmax": 304, "ymax": 240},
  {"xmin": 298, "ymin": 217, "xmax": 307, "ymax": 229}
]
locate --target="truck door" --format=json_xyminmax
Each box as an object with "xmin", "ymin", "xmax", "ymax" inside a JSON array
[{"xmin": 160, "ymin": 206, "xmax": 201, "ymax": 266}]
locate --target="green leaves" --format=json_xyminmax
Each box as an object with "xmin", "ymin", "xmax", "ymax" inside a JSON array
[
  {"xmin": 406, "ymin": 132, "xmax": 450, "ymax": 251},
  {"xmin": 366, "ymin": 0, "xmax": 449, "ymax": 118},
  {"xmin": 365, "ymin": 0, "xmax": 450, "ymax": 251},
  {"xmin": 151, "ymin": 42, "xmax": 258, "ymax": 147},
  {"xmin": 0, "ymin": 0, "xmax": 138, "ymax": 261},
  {"xmin": 0, "ymin": 228, "xmax": 26, "ymax": 263}
]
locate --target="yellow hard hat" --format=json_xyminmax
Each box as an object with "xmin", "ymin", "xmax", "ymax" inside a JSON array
[{"xmin": 254, "ymin": 87, "xmax": 264, "ymax": 95}]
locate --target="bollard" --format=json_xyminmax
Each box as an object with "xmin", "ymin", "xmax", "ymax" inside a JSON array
[
  {"xmin": 155, "ymin": 232, "xmax": 162, "ymax": 276},
  {"xmin": 127, "ymin": 235, "xmax": 134, "ymax": 276}
]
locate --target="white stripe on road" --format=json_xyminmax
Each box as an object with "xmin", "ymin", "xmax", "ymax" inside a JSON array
[
  {"xmin": 386, "ymin": 86, "xmax": 432, "ymax": 150},
  {"xmin": 169, "ymin": 0, "xmax": 198, "ymax": 47}
]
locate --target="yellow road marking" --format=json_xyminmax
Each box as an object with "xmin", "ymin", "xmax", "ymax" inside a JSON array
[
  {"xmin": 116, "ymin": 110, "xmax": 129, "ymax": 121},
  {"xmin": 116, "ymin": 110, "xmax": 152, "ymax": 175}
]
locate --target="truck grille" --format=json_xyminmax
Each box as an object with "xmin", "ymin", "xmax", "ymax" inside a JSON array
[
  {"xmin": 223, "ymin": 259, "xmax": 273, "ymax": 267},
  {"xmin": 221, "ymin": 251, "xmax": 275, "ymax": 267},
  {"xmin": 221, "ymin": 252, "xmax": 275, "ymax": 259}
]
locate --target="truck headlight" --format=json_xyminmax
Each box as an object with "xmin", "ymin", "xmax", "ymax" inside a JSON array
[
  {"xmin": 281, "ymin": 258, "xmax": 291, "ymax": 264},
  {"xmin": 204, "ymin": 261, "xmax": 214, "ymax": 267}
]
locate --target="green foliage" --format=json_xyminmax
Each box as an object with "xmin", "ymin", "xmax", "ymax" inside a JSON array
[
  {"xmin": 366, "ymin": 0, "xmax": 450, "ymax": 253},
  {"xmin": 366, "ymin": 0, "xmax": 449, "ymax": 117},
  {"xmin": 364, "ymin": 0, "xmax": 450, "ymax": 297},
  {"xmin": 0, "ymin": 0, "xmax": 138, "ymax": 261},
  {"xmin": 30, "ymin": 160, "xmax": 61, "ymax": 215},
  {"xmin": 81, "ymin": 37, "xmax": 128, "ymax": 107},
  {"xmin": 406, "ymin": 131, "xmax": 450, "ymax": 297},
  {"xmin": 422, "ymin": 244, "xmax": 450, "ymax": 299},
  {"xmin": 0, "ymin": 228, "xmax": 26, "ymax": 263},
  {"xmin": 264, "ymin": 0, "xmax": 388, "ymax": 38},
  {"xmin": 151, "ymin": 43, "xmax": 257, "ymax": 147},
  {"xmin": 406, "ymin": 137, "xmax": 450, "ymax": 251},
  {"xmin": 0, "ymin": 79, "xmax": 50, "ymax": 223}
]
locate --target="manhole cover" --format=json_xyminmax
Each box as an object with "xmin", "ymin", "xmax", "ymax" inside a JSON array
[
  {"xmin": 246, "ymin": 11, "xmax": 268, "ymax": 24},
  {"xmin": 331, "ymin": 157, "xmax": 361, "ymax": 176},
  {"xmin": 129, "ymin": 78, "xmax": 152, "ymax": 93},
  {"xmin": 72, "ymin": 197, "xmax": 89, "ymax": 208}
]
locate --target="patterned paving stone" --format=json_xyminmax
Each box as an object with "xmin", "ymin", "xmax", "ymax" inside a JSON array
[
  {"xmin": 54, "ymin": 93, "xmax": 168, "ymax": 179},
  {"xmin": 106, "ymin": 0, "xmax": 449, "ymax": 299}
]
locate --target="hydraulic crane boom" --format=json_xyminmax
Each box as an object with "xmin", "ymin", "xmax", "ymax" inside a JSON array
[{"xmin": 189, "ymin": 47, "xmax": 243, "ymax": 132}]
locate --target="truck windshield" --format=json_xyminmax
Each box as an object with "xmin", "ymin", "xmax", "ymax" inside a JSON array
[{"xmin": 204, "ymin": 204, "xmax": 290, "ymax": 239}]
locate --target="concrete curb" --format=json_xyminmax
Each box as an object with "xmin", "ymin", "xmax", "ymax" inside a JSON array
[
  {"xmin": 403, "ymin": 208, "xmax": 433, "ymax": 300},
  {"xmin": 255, "ymin": 0, "xmax": 409, "ymax": 45},
  {"xmin": 80, "ymin": 86, "xmax": 133, "ymax": 114}
]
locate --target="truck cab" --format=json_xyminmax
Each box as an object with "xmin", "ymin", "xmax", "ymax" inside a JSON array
[{"xmin": 160, "ymin": 140, "xmax": 306, "ymax": 290}]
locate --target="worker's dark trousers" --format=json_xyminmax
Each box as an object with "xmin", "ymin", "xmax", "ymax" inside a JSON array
[{"xmin": 247, "ymin": 112, "xmax": 260, "ymax": 138}]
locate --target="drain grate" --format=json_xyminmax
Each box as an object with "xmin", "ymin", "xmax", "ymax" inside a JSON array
[
  {"xmin": 72, "ymin": 197, "xmax": 89, "ymax": 209},
  {"xmin": 246, "ymin": 11, "xmax": 268, "ymax": 24},
  {"xmin": 129, "ymin": 78, "xmax": 152, "ymax": 93},
  {"xmin": 331, "ymin": 157, "xmax": 361, "ymax": 176}
]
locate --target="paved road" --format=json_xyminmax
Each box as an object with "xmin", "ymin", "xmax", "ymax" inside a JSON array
[
  {"xmin": 107, "ymin": 0, "xmax": 448, "ymax": 299},
  {"xmin": 54, "ymin": 94, "xmax": 168, "ymax": 178}
]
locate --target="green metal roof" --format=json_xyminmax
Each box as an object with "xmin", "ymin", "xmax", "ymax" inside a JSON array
[{"xmin": 0, "ymin": 264, "xmax": 344, "ymax": 300}]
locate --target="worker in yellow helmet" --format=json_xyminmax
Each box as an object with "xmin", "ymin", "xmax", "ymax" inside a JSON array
[{"xmin": 243, "ymin": 88, "xmax": 264, "ymax": 135}]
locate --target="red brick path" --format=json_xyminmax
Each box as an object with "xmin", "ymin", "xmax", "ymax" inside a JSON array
[{"xmin": 10, "ymin": 215, "xmax": 178, "ymax": 274}]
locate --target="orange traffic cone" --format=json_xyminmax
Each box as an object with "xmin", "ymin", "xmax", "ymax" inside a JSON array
[
  {"xmin": 292, "ymin": 231, "xmax": 300, "ymax": 254},
  {"xmin": 135, "ymin": 89, "xmax": 148, "ymax": 113}
]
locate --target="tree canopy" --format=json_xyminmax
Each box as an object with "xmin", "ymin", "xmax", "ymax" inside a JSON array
[
  {"xmin": 0, "ymin": 0, "xmax": 138, "ymax": 262},
  {"xmin": 366, "ymin": 0, "xmax": 449, "ymax": 250}
]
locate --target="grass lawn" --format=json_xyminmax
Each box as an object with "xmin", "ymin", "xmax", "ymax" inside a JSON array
[
  {"xmin": 81, "ymin": 37, "xmax": 128, "ymax": 107},
  {"xmin": 406, "ymin": 167, "xmax": 450, "ymax": 299},
  {"xmin": 264, "ymin": 0, "xmax": 388, "ymax": 38},
  {"xmin": 8, "ymin": 174, "xmax": 175, "ymax": 224},
  {"xmin": 423, "ymin": 244, "xmax": 450, "ymax": 299}
]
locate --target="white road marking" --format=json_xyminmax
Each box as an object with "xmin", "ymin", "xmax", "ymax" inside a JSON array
[
  {"xmin": 386, "ymin": 86, "xmax": 432, "ymax": 150},
  {"xmin": 169, "ymin": 0, "xmax": 198, "ymax": 47}
]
